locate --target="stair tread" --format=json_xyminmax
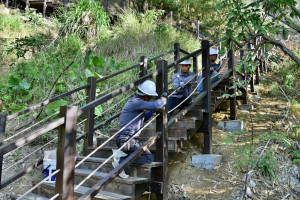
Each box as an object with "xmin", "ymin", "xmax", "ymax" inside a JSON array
[
  {"xmin": 97, "ymin": 136, "xmax": 186, "ymax": 141},
  {"xmin": 19, "ymin": 193, "xmax": 48, "ymax": 200},
  {"xmin": 76, "ymin": 156, "xmax": 162, "ymax": 168},
  {"xmin": 42, "ymin": 182, "xmax": 132, "ymax": 200},
  {"xmin": 75, "ymin": 168, "xmax": 149, "ymax": 185}
]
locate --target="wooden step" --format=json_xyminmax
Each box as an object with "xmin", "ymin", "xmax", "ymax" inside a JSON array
[
  {"xmin": 108, "ymin": 127, "xmax": 187, "ymax": 140},
  {"xmin": 33, "ymin": 182, "xmax": 132, "ymax": 200},
  {"xmin": 76, "ymin": 156, "xmax": 162, "ymax": 178},
  {"xmin": 74, "ymin": 169, "xmax": 149, "ymax": 199},
  {"xmin": 95, "ymin": 138, "xmax": 178, "ymax": 151},
  {"xmin": 18, "ymin": 193, "xmax": 48, "ymax": 200}
]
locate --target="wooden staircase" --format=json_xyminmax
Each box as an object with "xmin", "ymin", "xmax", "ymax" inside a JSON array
[{"xmin": 23, "ymin": 73, "xmax": 231, "ymax": 200}]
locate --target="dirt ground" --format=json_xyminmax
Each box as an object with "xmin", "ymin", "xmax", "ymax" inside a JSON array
[{"xmin": 166, "ymin": 84, "xmax": 300, "ymax": 200}]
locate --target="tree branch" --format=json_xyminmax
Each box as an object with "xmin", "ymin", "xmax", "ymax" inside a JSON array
[{"xmin": 262, "ymin": 35, "xmax": 300, "ymax": 66}]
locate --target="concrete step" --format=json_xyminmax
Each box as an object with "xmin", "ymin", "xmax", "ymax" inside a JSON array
[
  {"xmin": 33, "ymin": 182, "xmax": 132, "ymax": 200},
  {"xmin": 74, "ymin": 169, "xmax": 149, "ymax": 198},
  {"xmin": 108, "ymin": 127, "xmax": 187, "ymax": 139},
  {"xmin": 76, "ymin": 156, "xmax": 162, "ymax": 178}
]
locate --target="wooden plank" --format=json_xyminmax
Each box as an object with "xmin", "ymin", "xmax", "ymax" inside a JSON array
[
  {"xmin": 77, "ymin": 134, "xmax": 161, "ymax": 200},
  {"xmin": 0, "ymin": 159, "xmax": 43, "ymax": 189},
  {"xmin": 0, "ymin": 117, "xmax": 64, "ymax": 156}
]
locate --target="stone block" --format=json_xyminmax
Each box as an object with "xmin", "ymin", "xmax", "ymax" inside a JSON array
[
  {"xmin": 191, "ymin": 154, "xmax": 223, "ymax": 169},
  {"xmin": 217, "ymin": 120, "xmax": 243, "ymax": 132},
  {"xmin": 238, "ymin": 104, "xmax": 254, "ymax": 111}
]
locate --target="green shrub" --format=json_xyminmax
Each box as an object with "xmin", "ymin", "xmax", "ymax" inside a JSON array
[{"xmin": 55, "ymin": 0, "xmax": 109, "ymax": 39}]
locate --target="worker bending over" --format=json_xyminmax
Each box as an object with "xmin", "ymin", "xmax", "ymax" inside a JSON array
[{"xmin": 115, "ymin": 80, "xmax": 167, "ymax": 178}]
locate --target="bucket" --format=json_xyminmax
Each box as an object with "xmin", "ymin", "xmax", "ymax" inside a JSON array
[{"xmin": 43, "ymin": 150, "xmax": 57, "ymax": 183}]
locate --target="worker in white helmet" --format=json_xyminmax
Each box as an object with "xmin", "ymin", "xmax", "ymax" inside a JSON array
[
  {"xmin": 115, "ymin": 80, "xmax": 167, "ymax": 178},
  {"xmin": 198, "ymin": 48, "xmax": 220, "ymax": 94},
  {"xmin": 168, "ymin": 59, "xmax": 196, "ymax": 120}
]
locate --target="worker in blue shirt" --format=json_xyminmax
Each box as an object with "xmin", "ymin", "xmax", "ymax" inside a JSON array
[
  {"xmin": 198, "ymin": 49, "xmax": 220, "ymax": 94},
  {"xmin": 168, "ymin": 59, "xmax": 196, "ymax": 121},
  {"xmin": 115, "ymin": 80, "xmax": 167, "ymax": 178}
]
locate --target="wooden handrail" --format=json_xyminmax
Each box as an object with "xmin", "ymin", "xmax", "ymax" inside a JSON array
[
  {"xmin": 78, "ymin": 133, "xmax": 162, "ymax": 200},
  {"xmin": 0, "ymin": 117, "xmax": 64, "ymax": 155}
]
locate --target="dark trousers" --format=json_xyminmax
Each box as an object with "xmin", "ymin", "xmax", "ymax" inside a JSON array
[
  {"xmin": 116, "ymin": 136, "xmax": 154, "ymax": 173},
  {"xmin": 168, "ymin": 96, "xmax": 192, "ymax": 121}
]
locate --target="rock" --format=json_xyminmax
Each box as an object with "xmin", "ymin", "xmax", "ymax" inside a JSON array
[
  {"xmin": 217, "ymin": 120, "xmax": 243, "ymax": 132},
  {"xmin": 238, "ymin": 104, "xmax": 254, "ymax": 111},
  {"xmin": 191, "ymin": 154, "xmax": 223, "ymax": 170},
  {"xmin": 249, "ymin": 180, "xmax": 256, "ymax": 188},
  {"xmin": 0, "ymin": 7, "xmax": 9, "ymax": 15},
  {"xmin": 253, "ymin": 95, "xmax": 261, "ymax": 102},
  {"xmin": 246, "ymin": 187, "xmax": 252, "ymax": 197}
]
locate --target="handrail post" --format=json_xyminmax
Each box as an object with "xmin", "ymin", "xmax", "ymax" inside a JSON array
[
  {"xmin": 0, "ymin": 114, "xmax": 6, "ymax": 188},
  {"xmin": 55, "ymin": 106, "xmax": 78, "ymax": 200},
  {"xmin": 155, "ymin": 60, "xmax": 168, "ymax": 199},
  {"xmin": 196, "ymin": 20, "xmax": 199, "ymax": 40},
  {"xmin": 240, "ymin": 49, "xmax": 248, "ymax": 104},
  {"xmin": 174, "ymin": 43, "xmax": 180, "ymax": 73},
  {"xmin": 104, "ymin": 0, "xmax": 108, "ymax": 12},
  {"xmin": 84, "ymin": 77, "xmax": 97, "ymax": 153},
  {"xmin": 25, "ymin": 0, "xmax": 29, "ymax": 11},
  {"xmin": 5, "ymin": 0, "xmax": 8, "ymax": 8},
  {"xmin": 43, "ymin": 0, "xmax": 47, "ymax": 18},
  {"xmin": 228, "ymin": 41, "xmax": 236, "ymax": 120},
  {"xmin": 193, "ymin": 55, "xmax": 198, "ymax": 76},
  {"xmin": 248, "ymin": 42, "xmax": 255, "ymax": 92},
  {"xmin": 123, "ymin": 0, "xmax": 127, "ymax": 10},
  {"xmin": 170, "ymin": 11, "xmax": 173, "ymax": 25},
  {"xmin": 140, "ymin": 56, "xmax": 148, "ymax": 77},
  {"xmin": 201, "ymin": 40, "xmax": 212, "ymax": 154},
  {"xmin": 176, "ymin": 22, "xmax": 180, "ymax": 32}
]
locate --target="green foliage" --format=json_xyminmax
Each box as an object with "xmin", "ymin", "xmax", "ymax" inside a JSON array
[
  {"xmin": 257, "ymin": 151, "xmax": 277, "ymax": 180},
  {"xmin": 96, "ymin": 9, "xmax": 199, "ymax": 62},
  {"xmin": 8, "ymin": 34, "xmax": 48, "ymax": 58},
  {"xmin": 55, "ymin": 0, "xmax": 109, "ymax": 39},
  {"xmin": 0, "ymin": 12, "xmax": 21, "ymax": 32},
  {"xmin": 23, "ymin": 8, "xmax": 44, "ymax": 25}
]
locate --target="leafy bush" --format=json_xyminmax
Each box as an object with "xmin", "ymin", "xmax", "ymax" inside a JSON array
[
  {"xmin": 95, "ymin": 9, "xmax": 199, "ymax": 63},
  {"xmin": 55, "ymin": 0, "xmax": 109, "ymax": 39}
]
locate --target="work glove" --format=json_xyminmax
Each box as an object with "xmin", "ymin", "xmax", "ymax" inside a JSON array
[
  {"xmin": 179, "ymin": 81, "xmax": 185, "ymax": 88},
  {"xmin": 161, "ymin": 92, "xmax": 168, "ymax": 97}
]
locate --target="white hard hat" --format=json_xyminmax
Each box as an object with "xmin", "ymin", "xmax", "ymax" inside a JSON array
[
  {"xmin": 179, "ymin": 59, "xmax": 192, "ymax": 65},
  {"xmin": 136, "ymin": 80, "xmax": 158, "ymax": 96},
  {"xmin": 210, "ymin": 49, "xmax": 218, "ymax": 55}
]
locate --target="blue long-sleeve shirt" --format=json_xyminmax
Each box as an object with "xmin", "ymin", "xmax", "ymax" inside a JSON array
[
  {"xmin": 211, "ymin": 63, "xmax": 221, "ymax": 72},
  {"xmin": 171, "ymin": 72, "xmax": 196, "ymax": 98},
  {"xmin": 117, "ymin": 96, "xmax": 166, "ymax": 139}
]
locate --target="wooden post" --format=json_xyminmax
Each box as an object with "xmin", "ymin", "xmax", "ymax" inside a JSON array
[
  {"xmin": 174, "ymin": 43, "xmax": 180, "ymax": 73},
  {"xmin": 25, "ymin": 0, "xmax": 29, "ymax": 11},
  {"xmin": 248, "ymin": 42, "xmax": 255, "ymax": 92},
  {"xmin": 155, "ymin": 60, "xmax": 168, "ymax": 199},
  {"xmin": 193, "ymin": 56, "xmax": 198, "ymax": 76},
  {"xmin": 228, "ymin": 44, "xmax": 236, "ymax": 120},
  {"xmin": 84, "ymin": 77, "xmax": 97, "ymax": 152},
  {"xmin": 140, "ymin": 56, "xmax": 147, "ymax": 78},
  {"xmin": 240, "ymin": 49, "xmax": 248, "ymax": 104},
  {"xmin": 104, "ymin": 0, "xmax": 108, "ymax": 12},
  {"xmin": 123, "ymin": 0, "xmax": 127, "ymax": 10},
  {"xmin": 0, "ymin": 114, "xmax": 6, "ymax": 188},
  {"xmin": 176, "ymin": 23, "xmax": 180, "ymax": 32},
  {"xmin": 196, "ymin": 20, "xmax": 200, "ymax": 40},
  {"xmin": 5, "ymin": 0, "xmax": 8, "ymax": 8},
  {"xmin": 170, "ymin": 11, "xmax": 173, "ymax": 25},
  {"xmin": 201, "ymin": 40, "xmax": 212, "ymax": 154},
  {"xmin": 55, "ymin": 106, "xmax": 78, "ymax": 200},
  {"xmin": 43, "ymin": 0, "xmax": 47, "ymax": 18}
]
